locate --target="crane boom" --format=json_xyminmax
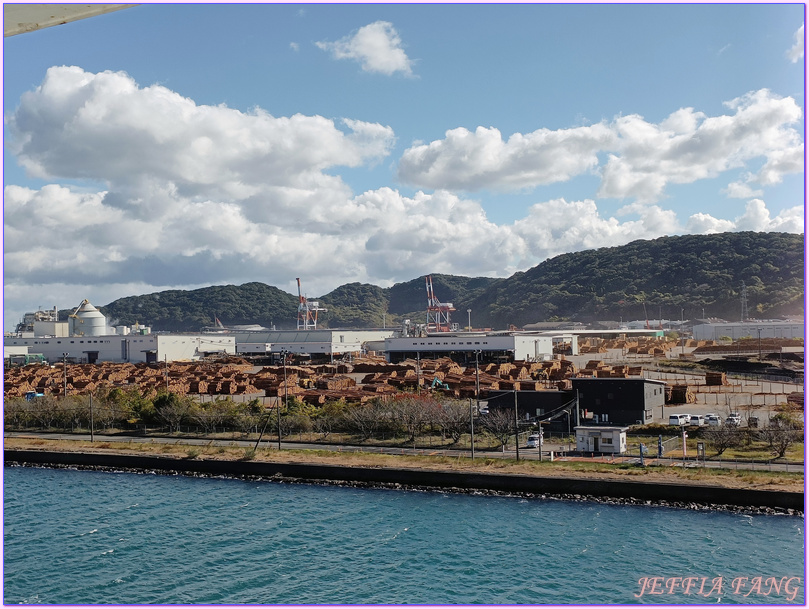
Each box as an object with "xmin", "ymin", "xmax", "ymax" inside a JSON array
[
  {"xmin": 425, "ymin": 275, "xmax": 456, "ymax": 332},
  {"xmin": 296, "ymin": 277, "xmax": 326, "ymax": 330}
]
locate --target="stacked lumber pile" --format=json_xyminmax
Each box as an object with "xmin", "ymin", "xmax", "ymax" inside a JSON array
[
  {"xmin": 353, "ymin": 362, "xmax": 414, "ymax": 374},
  {"xmin": 786, "ymin": 392, "xmax": 804, "ymax": 410},
  {"xmin": 705, "ymin": 372, "xmax": 730, "ymax": 386},
  {"xmin": 315, "ymin": 375, "xmax": 357, "ymax": 391},
  {"xmin": 665, "ymin": 384, "xmax": 696, "ymax": 404}
]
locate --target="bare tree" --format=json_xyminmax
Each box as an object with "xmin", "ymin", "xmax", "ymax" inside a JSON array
[
  {"xmin": 4, "ymin": 398, "xmax": 29, "ymax": 429},
  {"xmin": 702, "ymin": 425, "xmax": 744, "ymax": 456},
  {"xmin": 760, "ymin": 415, "xmax": 803, "ymax": 459},
  {"xmin": 481, "ymin": 408, "xmax": 515, "ymax": 452},
  {"xmin": 434, "ymin": 399, "xmax": 471, "ymax": 444},
  {"xmin": 388, "ymin": 395, "xmax": 435, "ymax": 444},
  {"xmin": 27, "ymin": 394, "xmax": 60, "ymax": 429},
  {"xmin": 343, "ymin": 400, "xmax": 386, "ymax": 440},
  {"xmin": 62, "ymin": 395, "xmax": 90, "ymax": 430}
]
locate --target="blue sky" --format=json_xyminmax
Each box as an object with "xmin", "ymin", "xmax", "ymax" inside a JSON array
[{"xmin": 2, "ymin": 2, "xmax": 805, "ymax": 329}]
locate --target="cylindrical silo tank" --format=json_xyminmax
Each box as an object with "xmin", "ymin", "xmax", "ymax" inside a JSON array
[{"xmin": 71, "ymin": 300, "xmax": 107, "ymax": 336}]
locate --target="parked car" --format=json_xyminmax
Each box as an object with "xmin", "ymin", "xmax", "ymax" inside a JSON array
[
  {"xmin": 526, "ymin": 434, "xmax": 542, "ymax": 449},
  {"xmin": 669, "ymin": 414, "xmax": 691, "ymax": 426},
  {"xmin": 689, "ymin": 414, "xmax": 706, "ymax": 427},
  {"xmin": 726, "ymin": 413, "xmax": 742, "ymax": 426},
  {"xmin": 705, "ymin": 413, "xmax": 722, "ymax": 427}
]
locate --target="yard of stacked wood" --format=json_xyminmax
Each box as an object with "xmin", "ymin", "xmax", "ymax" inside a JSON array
[
  {"xmin": 4, "ymin": 335, "xmax": 802, "ymax": 410},
  {"xmin": 3, "ymin": 356, "xmax": 581, "ymax": 403}
]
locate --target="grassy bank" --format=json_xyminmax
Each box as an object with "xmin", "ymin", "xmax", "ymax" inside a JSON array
[{"xmin": 4, "ymin": 436, "xmax": 803, "ymax": 493}]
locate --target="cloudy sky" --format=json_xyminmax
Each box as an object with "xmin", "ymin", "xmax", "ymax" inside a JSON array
[{"xmin": 3, "ymin": 3, "xmax": 805, "ymax": 329}]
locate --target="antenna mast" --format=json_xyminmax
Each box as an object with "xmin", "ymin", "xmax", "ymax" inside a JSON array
[{"xmin": 740, "ymin": 281, "xmax": 749, "ymax": 322}]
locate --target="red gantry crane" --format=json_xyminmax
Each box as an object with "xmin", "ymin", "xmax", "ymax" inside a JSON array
[
  {"xmin": 425, "ymin": 275, "xmax": 456, "ymax": 332},
  {"xmin": 297, "ymin": 278, "xmax": 326, "ymax": 330}
]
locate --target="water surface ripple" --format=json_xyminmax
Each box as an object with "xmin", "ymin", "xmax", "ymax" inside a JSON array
[{"xmin": 3, "ymin": 466, "xmax": 804, "ymax": 604}]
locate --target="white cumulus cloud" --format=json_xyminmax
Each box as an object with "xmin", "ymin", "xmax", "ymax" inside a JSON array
[
  {"xmin": 316, "ymin": 21, "xmax": 414, "ymax": 76},
  {"xmin": 398, "ymin": 124, "xmax": 615, "ymax": 191},
  {"xmin": 397, "ymin": 90, "xmax": 803, "ymax": 205},
  {"xmin": 787, "ymin": 24, "xmax": 804, "ymax": 62},
  {"xmin": 686, "ymin": 199, "xmax": 804, "ymax": 234}
]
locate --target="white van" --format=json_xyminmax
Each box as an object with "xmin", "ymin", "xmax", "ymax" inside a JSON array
[
  {"xmin": 669, "ymin": 414, "xmax": 690, "ymax": 426},
  {"xmin": 689, "ymin": 415, "xmax": 705, "ymax": 427},
  {"xmin": 526, "ymin": 434, "xmax": 542, "ymax": 448}
]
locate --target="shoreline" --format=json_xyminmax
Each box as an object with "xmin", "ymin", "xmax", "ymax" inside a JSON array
[{"xmin": 5, "ymin": 448, "xmax": 803, "ymax": 515}]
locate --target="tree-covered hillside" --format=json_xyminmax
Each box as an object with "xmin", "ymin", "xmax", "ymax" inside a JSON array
[
  {"xmin": 468, "ymin": 232, "xmax": 804, "ymax": 327},
  {"xmin": 98, "ymin": 283, "xmax": 299, "ymax": 332},
  {"xmin": 92, "ymin": 232, "xmax": 804, "ymax": 331},
  {"xmin": 318, "ymin": 283, "xmax": 389, "ymax": 328}
]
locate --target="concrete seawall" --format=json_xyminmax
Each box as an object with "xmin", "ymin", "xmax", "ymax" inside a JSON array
[{"xmin": 5, "ymin": 449, "xmax": 803, "ymax": 511}]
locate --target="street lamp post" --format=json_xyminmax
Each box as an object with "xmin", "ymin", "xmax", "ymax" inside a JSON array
[
  {"xmin": 62, "ymin": 353, "xmax": 68, "ymax": 397},
  {"xmin": 514, "ymin": 390, "xmax": 520, "ymax": 461}
]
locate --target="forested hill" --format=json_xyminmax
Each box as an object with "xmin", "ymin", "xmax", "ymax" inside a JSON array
[
  {"xmin": 96, "ymin": 232, "xmax": 804, "ymax": 331},
  {"xmin": 467, "ymin": 231, "xmax": 805, "ymax": 328}
]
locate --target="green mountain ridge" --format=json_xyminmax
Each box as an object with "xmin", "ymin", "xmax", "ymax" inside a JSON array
[{"xmin": 94, "ymin": 232, "xmax": 804, "ymax": 332}]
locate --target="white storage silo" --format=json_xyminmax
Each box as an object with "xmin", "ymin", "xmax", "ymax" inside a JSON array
[{"xmin": 69, "ymin": 299, "xmax": 108, "ymax": 336}]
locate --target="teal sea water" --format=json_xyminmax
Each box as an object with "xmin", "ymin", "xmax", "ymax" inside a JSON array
[{"xmin": 3, "ymin": 465, "xmax": 805, "ymax": 605}]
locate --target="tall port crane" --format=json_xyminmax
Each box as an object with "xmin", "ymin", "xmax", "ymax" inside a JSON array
[
  {"xmin": 425, "ymin": 275, "xmax": 456, "ymax": 332},
  {"xmin": 297, "ymin": 277, "xmax": 326, "ymax": 330}
]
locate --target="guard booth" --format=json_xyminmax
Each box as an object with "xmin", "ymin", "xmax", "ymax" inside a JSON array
[{"xmin": 575, "ymin": 426, "xmax": 628, "ymax": 454}]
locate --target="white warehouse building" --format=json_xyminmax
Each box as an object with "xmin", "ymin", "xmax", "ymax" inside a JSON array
[
  {"xmin": 384, "ymin": 332, "xmax": 555, "ymax": 363},
  {"xmin": 4, "ymin": 334, "xmax": 236, "ymax": 364},
  {"xmin": 228, "ymin": 328, "xmax": 397, "ymax": 359},
  {"xmin": 693, "ymin": 321, "xmax": 804, "ymax": 341}
]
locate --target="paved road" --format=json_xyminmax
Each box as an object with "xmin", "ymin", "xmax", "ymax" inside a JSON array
[{"xmin": 4, "ymin": 431, "xmax": 803, "ymax": 473}]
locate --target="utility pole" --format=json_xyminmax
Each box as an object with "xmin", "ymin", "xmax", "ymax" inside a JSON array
[
  {"xmin": 538, "ymin": 422, "xmax": 543, "ymax": 462},
  {"xmin": 89, "ymin": 393, "xmax": 94, "ymax": 442},
  {"xmin": 474, "ymin": 350, "xmax": 480, "ymax": 414},
  {"xmin": 62, "ymin": 353, "xmax": 68, "ymax": 398},
  {"xmin": 417, "ymin": 352, "xmax": 421, "ymax": 395},
  {"xmin": 469, "ymin": 398, "xmax": 475, "ymax": 460},
  {"xmin": 514, "ymin": 390, "xmax": 520, "ymax": 461},
  {"xmin": 280, "ymin": 348, "xmax": 288, "ymax": 450}
]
